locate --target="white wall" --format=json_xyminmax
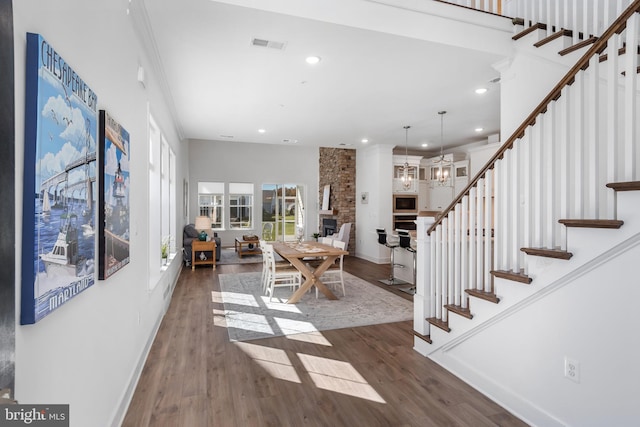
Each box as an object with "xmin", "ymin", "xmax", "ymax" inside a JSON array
[
  {"xmin": 431, "ymin": 232, "xmax": 640, "ymax": 426},
  {"xmin": 13, "ymin": 1, "xmax": 186, "ymax": 426},
  {"xmin": 497, "ymin": 43, "xmax": 573, "ymax": 140},
  {"xmin": 188, "ymin": 139, "xmax": 319, "ymax": 247},
  {"xmin": 355, "ymin": 144, "xmax": 394, "ymax": 263}
]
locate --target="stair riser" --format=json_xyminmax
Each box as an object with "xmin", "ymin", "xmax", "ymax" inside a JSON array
[
  {"xmin": 493, "ymin": 277, "xmax": 540, "ymax": 305},
  {"xmin": 617, "ymin": 190, "xmax": 640, "ymax": 230}
]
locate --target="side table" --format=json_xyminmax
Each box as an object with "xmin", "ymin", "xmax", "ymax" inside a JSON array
[{"xmin": 191, "ymin": 240, "xmax": 216, "ymax": 270}]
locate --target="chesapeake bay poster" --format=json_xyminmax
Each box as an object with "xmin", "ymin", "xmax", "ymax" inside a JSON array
[
  {"xmin": 98, "ymin": 111, "xmax": 130, "ymax": 280},
  {"xmin": 21, "ymin": 33, "xmax": 98, "ymax": 324}
]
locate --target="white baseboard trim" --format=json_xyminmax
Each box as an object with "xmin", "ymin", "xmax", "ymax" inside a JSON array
[{"xmin": 110, "ymin": 266, "xmax": 181, "ymax": 427}]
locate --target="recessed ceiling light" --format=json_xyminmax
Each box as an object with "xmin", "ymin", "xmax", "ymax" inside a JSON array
[
  {"xmin": 282, "ymin": 139, "xmax": 298, "ymax": 144},
  {"xmin": 361, "ymin": 138, "xmax": 368, "ymax": 143},
  {"xmin": 305, "ymin": 56, "xmax": 321, "ymax": 65},
  {"xmin": 421, "ymin": 143, "xmax": 428, "ymax": 148},
  {"xmin": 475, "ymin": 127, "xmax": 484, "ymax": 132},
  {"xmin": 258, "ymin": 129, "xmax": 266, "ymax": 134},
  {"xmin": 475, "ymin": 88, "xmax": 488, "ymax": 94}
]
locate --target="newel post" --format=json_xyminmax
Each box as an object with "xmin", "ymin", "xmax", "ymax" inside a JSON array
[{"xmin": 414, "ymin": 215, "xmax": 436, "ymax": 336}]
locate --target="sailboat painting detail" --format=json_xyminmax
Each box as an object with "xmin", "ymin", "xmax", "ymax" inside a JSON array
[
  {"xmin": 98, "ymin": 110, "xmax": 130, "ymax": 280},
  {"xmin": 21, "ymin": 33, "xmax": 98, "ymax": 324}
]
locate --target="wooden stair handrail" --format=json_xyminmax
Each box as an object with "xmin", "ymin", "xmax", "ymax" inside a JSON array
[{"xmin": 428, "ymin": 0, "xmax": 640, "ymax": 235}]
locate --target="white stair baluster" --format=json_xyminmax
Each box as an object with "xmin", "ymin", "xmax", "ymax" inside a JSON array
[
  {"xmin": 469, "ymin": 186, "xmax": 477, "ymax": 291},
  {"xmin": 522, "ymin": 131, "xmax": 532, "ymax": 275},
  {"xmin": 460, "ymin": 195, "xmax": 469, "ymax": 309},
  {"xmin": 543, "ymin": 105, "xmax": 556, "ymax": 248},
  {"xmin": 573, "ymin": 71, "xmax": 585, "ymax": 218},
  {"xmin": 545, "ymin": 0, "xmax": 553, "ymax": 31},
  {"xmin": 484, "ymin": 170, "xmax": 493, "ymax": 293},
  {"xmin": 586, "ymin": 55, "xmax": 600, "ymax": 218},
  {"xmin": 572, "ymin": 0, "xmax": 580, "ymax": 44},
  {"xmin": 532, "ymin": 121, "xmax": 543, "ymax": 247},
  {"xmin": 624, "ymin": 11, "xmax": 638, "ymax": 181},
  {"xmin": 558, "ymin": 87, "xmax": 571, "ymax": 249},
  {"xmin": 447, "ymin": 211, "xmax": 455, "ymax": 312},
  {"xmin": 454, "ymin": 206, "xmax": 461, "ymax": 307},
  {"xmin": 606, "ymin": 34, "xmax": 620, "ymax": 219},
  {"xmin": 509, "ymin": 144, "xmax": 520, "ymax": 271},
  {"xmin": 434, "ymin": 224, "xmax": 442, "ymax": 320},
  {"xmin": 476, "ymin": 177, "xmax": 485, "ymax": 291},
  {"xmin": 430, "ymin": 224, "xmax": 437, "ymax": 329}
]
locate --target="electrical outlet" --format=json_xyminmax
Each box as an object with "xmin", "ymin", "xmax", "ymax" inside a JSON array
[{"xmin": 564, "ymin": 357, "xmax": 580, "ymax": 383}]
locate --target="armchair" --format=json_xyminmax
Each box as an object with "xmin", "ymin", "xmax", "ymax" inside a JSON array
[
  {"xmin": 183, "ymin": 223, "xmax": 221, "ymax": 266},
  {"xmin": 327, "ymin": 222, "xmax": 351, "ymax": 251}
]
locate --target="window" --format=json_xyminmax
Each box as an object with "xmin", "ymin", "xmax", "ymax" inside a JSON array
[
  {"xmin": 149, "ymin": 113, "xmax": 177, "ymax": 287},
  {"xmin": 229, "ymin": 183, "xmax": 253, "ymax": 229},
  {"xmin": 198, "ymin": 181, "xmax": 224, "ymax": 229}
]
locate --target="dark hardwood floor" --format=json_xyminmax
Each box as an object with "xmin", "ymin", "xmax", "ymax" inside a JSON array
[{"xmin": 122, "ymin": 256, "xmax": 528, "ymax": 427}]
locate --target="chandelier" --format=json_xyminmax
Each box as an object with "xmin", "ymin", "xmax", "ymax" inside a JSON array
[
  {"xmin": 401, "ymin": 125, "xmax": 412, "ymax": 190},
  {"xmin": 433, "ymin": 111, "xmax": 452, "ymax": 186}
]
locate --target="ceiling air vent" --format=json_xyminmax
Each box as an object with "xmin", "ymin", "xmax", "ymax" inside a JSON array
[{"xmin": 251, "ymin": 37, "xmax": 287, "ymax": 51}]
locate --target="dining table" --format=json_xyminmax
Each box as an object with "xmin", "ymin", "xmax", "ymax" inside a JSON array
[{"xmin": 271, "ymin": 240, "xmax": 348, "ymax": 303}]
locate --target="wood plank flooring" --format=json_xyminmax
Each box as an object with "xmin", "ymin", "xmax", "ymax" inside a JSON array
[{"xmin": 122, "ymin": 257, "xmax": 528, "ymax": 427}]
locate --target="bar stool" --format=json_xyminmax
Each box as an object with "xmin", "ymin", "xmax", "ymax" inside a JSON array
[
  {"xmin": 398, "ymin": 230, "xmax": 417, "ymax": 294},
  {"xmin": 376, "ymin": 228, "xmax": 407, "ymax": 286}
]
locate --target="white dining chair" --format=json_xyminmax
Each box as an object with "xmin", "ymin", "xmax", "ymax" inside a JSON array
[{"xmin": 262, "ymin": 244, "xmax": 301, "ymax": 301}]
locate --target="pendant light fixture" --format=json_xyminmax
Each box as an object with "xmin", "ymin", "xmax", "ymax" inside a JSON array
[
  {"xmin": 401, "ymin": 125, "xmax": 412, "ymax": 190},
  {"xmin": 434, "ymin": 111, "xmax": 452, "ymax": 186}
]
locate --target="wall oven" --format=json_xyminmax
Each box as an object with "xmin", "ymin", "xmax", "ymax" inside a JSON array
[{"xmin": 393, "ymin": 194, "xmax": 418, "ymax": 214}]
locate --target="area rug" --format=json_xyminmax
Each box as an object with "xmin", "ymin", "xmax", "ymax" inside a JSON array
[
  {"xmin": 216, "ymin": 247, "xmax": 263, "ymax": 265},
  {"xmin": 215, "ymin": 272, "xmax": 413, "ymax": 342}
]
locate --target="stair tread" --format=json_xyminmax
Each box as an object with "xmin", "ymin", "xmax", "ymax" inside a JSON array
[
  {"xmin": 606, "ymin": 181, "xmax": 640, "ymax": 192},
  {"xmin": 444, "ymin": 304, "xmax": 474, "ymax": 319},
  {"xmin": 426, "ymin": 317, "xmax": 451, "ymax": 333},
  {"xmin": 521, "ymin": 247, "xmax": 573, "ymax": 260},
  {"xmin": 534, "ymin": 29, "xmax": 572, "ymax": 48},
  {"xmin": 412, "ymin": 330, "xmax": 432, "ymax": 344},
  {"xmin": 465, "ymin": 288, "xmax": 500, "ymax": 304},
  {"xmin": 491, "ymin": 269, "xmax": 533, "ymax": 284},
  {"xmin": 512, "ymin": 22, "xmax": 547, "ymax": 41},
  {"xmin": 559, "ymin": 36, "xmax": 598, "ymax": 56},
  {"xmin": 559, "ymin": 219, "xmax": 624, "ymax": 228}
]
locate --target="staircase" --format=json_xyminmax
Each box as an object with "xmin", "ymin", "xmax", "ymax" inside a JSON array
[{"xmin": 413, "ymin": 1, "xmax": 640, "ymax": 425}]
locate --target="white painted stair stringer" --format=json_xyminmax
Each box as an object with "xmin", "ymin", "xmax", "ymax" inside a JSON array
[
  {"xmin": 415, "ymin": 190, "xmax": 640, "ymax": 356},
  {"xmin": 426, "ymin": 227, "xmax": 640, "ymax": 427}
]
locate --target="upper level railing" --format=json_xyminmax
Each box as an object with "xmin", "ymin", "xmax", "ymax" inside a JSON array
[
  {"xmin": 440, "ymin": 1, "xmax": 634, "ymax": 43},
  {"xmin": 424, "ymin": 0, "xmax": 640, "ymax": 332}
]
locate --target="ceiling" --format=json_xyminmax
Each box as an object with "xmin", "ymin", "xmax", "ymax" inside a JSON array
[{"xmin": 134, "ymin": 0, "xmax": 510, "ymax": 154}]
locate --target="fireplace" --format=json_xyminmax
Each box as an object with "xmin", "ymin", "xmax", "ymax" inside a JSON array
[{"xmin": 322, "ymin": 218, "xmax": 337, "ymax": 237}]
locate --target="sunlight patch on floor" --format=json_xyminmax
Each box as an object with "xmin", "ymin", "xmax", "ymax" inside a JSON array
[
  {"xmin": 235, "ymin": 342, "xmax": 301, "ymax": 383},
  {"xmin": 258, "ymin": 296, "xmax": 303, "ymax": 313},
  {"xmin": 212, "ymin": 308, "xmax": 228, "ymax": 327},
  {"xmin": 286, "ymin": 331, "xmax": 333, "ymax": 346},
  {"xmin": 272, "ymin": 317, "xmax": 320, "ymax": 336},
  {"xmin": 297, "ymin": 353, "xmax": 386, "ymax": 403},
  {"xmin": 225, "ymin": 312, "xmax": 275, "ymax": 335},
  {"xmin": 212, "ymin": 290, "xmax": 260, "ymax": 307}
]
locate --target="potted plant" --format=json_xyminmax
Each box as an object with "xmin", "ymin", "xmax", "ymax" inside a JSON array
[
  {"xmin": 312, "ymin": 232, "xmax": 320, "ymax": 241},
  {"xmin": 161, "ymin": 235, "xmax": 171, "ymax": 264}
]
